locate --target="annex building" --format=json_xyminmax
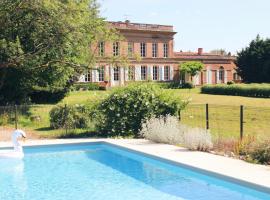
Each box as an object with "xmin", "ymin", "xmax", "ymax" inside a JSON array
[{"xmin": 79, "ymin": 20, "xmax": 238, "ymax": 87}]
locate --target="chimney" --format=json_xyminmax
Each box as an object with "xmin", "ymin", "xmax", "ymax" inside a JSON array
[{"xmin": 198, "ymin": 48, "xmax": 203, "ymax": 55}]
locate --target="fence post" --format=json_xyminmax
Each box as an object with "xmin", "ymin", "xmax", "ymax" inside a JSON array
[
  {"xmin": 14, "ymin": 105, "xmax": 18, "ymax": 129},
  {"xmin": 206, "ymin": 103, "xmax": 209, "ymax": 130},
  {"xmin": 178, "ymin": 109, "xmax": 181, "ymax": 121},
  {"xmin": 64, "ymin": 104, "xmax": 68, "ymax": 135},
  {"xmin": 240, "ymin": 105, "xmax": 244, "ymax": 140}
]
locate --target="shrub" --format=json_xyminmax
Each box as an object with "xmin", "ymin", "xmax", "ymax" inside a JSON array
[
  {"xmin": 50, "ymin": 104, "xmax": 90, "ymax": 129},
  {"xmin": 183, "ymin": 128, "xmax": 213, "ymax": 151},
  {"xmin": 239, "ymin": 139, "xmax": 270, "ymax": 164},
  {"xmin": 73, "ymin": 83, "xmax": 100, "ymax": 91},
  {"xmin": 140, "ymin": 115, "xmax": 183, "ymax": 145},
  {"xmin": 92, "ymin": 84, "xmax": 185, "ymax": 137},
  {"xmin": 30, "ymin": 88, "xmax": 69, "ymax": 104},
  {"xmin": 248, "ymin": 141, "xmax": 270, "ymax": 164},
  {"xmin": 140, "ymin": 115, "xmax": 213, "ymax": 151},
  {"xmin": 201, "ymin": 84, "xmax": 270, "ymax": 98},
  {"xmin": 181, "ymin": 82, "xmax": 194, "ymax": 89}
]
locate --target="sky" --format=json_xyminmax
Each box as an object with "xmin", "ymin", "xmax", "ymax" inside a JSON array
[{"xmin": 98, "ymin": 0, "xmax": 270, "ymax": 55}]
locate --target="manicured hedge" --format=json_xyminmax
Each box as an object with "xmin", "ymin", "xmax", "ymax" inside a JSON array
[
  {"xmin": 201, "ymin": 84, "xmax": 270, "ymax": 98},
  {"xmin": 72, "ymin": 83, "xmax": 101, "ymax": 91}
]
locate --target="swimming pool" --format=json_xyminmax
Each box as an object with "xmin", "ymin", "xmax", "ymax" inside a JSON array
[{"xmin": 0, "ymin": 142, "xmax": 270, "ymax": 200}]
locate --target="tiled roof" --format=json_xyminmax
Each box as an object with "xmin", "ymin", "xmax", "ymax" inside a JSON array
[
  {"xmin": 108, "ymin": 21, "xmax": 175, "ymax": 32},
  {"xmin": 174, "ymin": 52, "xmax": 236, "ymax": 61}
]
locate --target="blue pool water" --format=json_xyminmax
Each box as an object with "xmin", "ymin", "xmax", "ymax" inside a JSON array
[{"xmin": 0, "ymin": 143, "xmax": 270, "ymax": 200}]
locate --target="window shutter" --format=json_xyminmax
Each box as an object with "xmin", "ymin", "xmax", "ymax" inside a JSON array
[
  {"xmin": 110, "ymin": 66, "xmax": 114, "ymax": 83},
  {"xmin": 159, "ymin": 66, "xmax": 164, "ymax": 81},
  {"xmin": 170, "ymin": 66, "xmax": 174, "ymax": 80},
  {"xmin": 91, "ymin": 70, "xmax": 95, "ymax": 82},
  {"xmin": 148, "ymin": 66, "xmax": 153, "ymax": 80},
  {"xmin": 135, "ymin": 66, "xmax": 141, "ymax": 81},
  {"xmin": 224, "ymin": 70, "xmax": 228, "ymax": 83},
  {"xmin": 216, "ymin": 70, "xmax": 220, "ymax": 84},
  {"xmin": 79, "ymin": 74, "xmax": 85, "ymax": 82},
  {"xmin": 209, "ymin": 70, "xmax": 212, "ymax": 84},
  {"xmin": 124, "ymin": 67, "xmax": 129, "ymax": 81},
  {"xmin": 105, "ymin": 65, "xmax": 109, "ymax": 81}
]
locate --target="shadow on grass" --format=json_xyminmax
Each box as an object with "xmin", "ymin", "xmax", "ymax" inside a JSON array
[{"xmin": 34, "ymin": 127, "xmax": 106, "ymax": 139}]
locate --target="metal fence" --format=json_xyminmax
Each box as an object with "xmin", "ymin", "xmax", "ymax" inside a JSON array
[
  {"xmin": 180, "ymin": 103, "xmax": 270, "ymax": 141},
  {"xmin": 1, "ymin": 103, "xmax": 270, "ymax": 142}
]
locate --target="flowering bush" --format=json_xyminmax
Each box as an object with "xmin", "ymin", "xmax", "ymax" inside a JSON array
[
  {"xmin": 140, "ymin": 115, "xmax": 183, "ymax": 144},
  {"xmin": 140, "ymin": 115, "xmax": 213, "ymax": 151},
  {"xmin": 50, "ymin": 104, "xmax": 90, "ymax": 129},
  {"xmin": 183, "ymin": 128, "xmax": 213, "ymax": 151},
  {"xmin": 92, "ymin": 84, "xmax": 185, "ymax": 137}
]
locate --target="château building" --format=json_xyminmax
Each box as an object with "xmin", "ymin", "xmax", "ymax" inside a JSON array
[{"xmin": 78, "ymin": 20, "xmax": 238, "ymax": 87}]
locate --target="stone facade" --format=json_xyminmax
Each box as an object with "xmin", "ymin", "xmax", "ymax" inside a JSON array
[{"xmin": 78, "ymin": 20, "xmax": 238, "ymax": 86}]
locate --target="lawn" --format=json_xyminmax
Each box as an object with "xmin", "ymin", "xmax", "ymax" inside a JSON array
[{"xmin": 1, "ymin": 88, "xmax": 270, "ymax": 140}]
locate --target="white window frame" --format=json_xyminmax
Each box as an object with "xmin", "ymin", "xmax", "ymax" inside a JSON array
[
  {"xmin": 141, "ymin": 66, "xmax": 147, "ymax": 80},
  {"xmin": 98, "ymin": 42, "xmax": 104, "ymax": 57},
  {"xmin": 219, "ymin": 66, "xmax": 224, "ymax": 81},
  {"xmin": 152, "ymin": 43, "xmax": 158, "ymax": 58},
  {"xmin": 98, "ymin": 66, "xmax": 105, "ymax": 82},
  {"xmin": 85, "ymin": 70, "xmax": 92, "ymax": 82},
  {"xmin": 163, "ymin": 43, "xmax": 168, "ymax": 58},
  {"xmin": 164, "ymin": 66, "xmax": 170, "ymax": 81},
  {"xmin": 140, "ymin": 42, "xmax": 146, "ymax": 57},
  {"xmin": 128, "ymin": 66, "xmax": 135, "ymax": 81},
  {"xmin": 113, "ymin": 42, "xmax": 120, "ymax": 56},
  {"xmin": 153, "ymin": 66, "xmax": 159, "ymax": 81},
  {"xmin": 113, "ymin": 67, "xmax": 120, "ymax": 81},
  {"xmin": 128, "ymin": 42, "xmax": 133, "ymax": 57}
]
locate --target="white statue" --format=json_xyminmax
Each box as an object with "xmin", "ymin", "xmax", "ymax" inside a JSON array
[{"xmin": 0, "ymin": 129, "xmax": 26, "ymax": 159}]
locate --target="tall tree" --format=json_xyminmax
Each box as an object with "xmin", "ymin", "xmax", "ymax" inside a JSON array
[
  {"xmin": 0, "ymin": 0, "xmax": 118, "ymax": 104},
  {"xmin": 236, "ymin": 35, "xmax": 270, "ymax": 83}
]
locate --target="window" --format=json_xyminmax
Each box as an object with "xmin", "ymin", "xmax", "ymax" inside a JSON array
[
  {"xmin": 128, "ymin": 42, "xmax": 133, "ymax": 57},
  {"xmin": 128, "ymin": 66, "xmax": 135, "ymax": 81},
  {"xmin": 98, "ymin": 42, "xmax": 104, "ymax": 57},
  {"xmin": 219, "ymin": 66, "xmax": 224, "ymax": 82},
  {"xmin": 163, "ymin": 43, "xmax": 168, "ymax": 58},
  {"xmin": 98, "ymin": 66, "xmax": 105, "ymax": 82},
  {"xmin": 233, "ymin": 73, "xmax": 241, "ymax": 81},
  {"xmin": 85, "ymin": 70, "xmax": 92, "ymax": 82},
  {"xmin": 113, "ymin": 67, "xmax": 119, "ymax": 81},
  {"xmin": 152, "ymin": 43, "xmax": 158, "ymax": 58},
  {"xmin": 164, "ymin": 66, "xmax": 170, "ymax": 81},
  {"xmin": 153, "ymin": 66, "xmax": 159, "ymax": 80},
  {"xmin": 140, "ymin": 42, "xmax": 146, "ymax": 57},
  {"xmin": 141, "ymin": 66, "xmax": 147, "ymax": 80},
  {"xmin": 113, "ymin": 42, "xmax": 120, "ymax": 56}
]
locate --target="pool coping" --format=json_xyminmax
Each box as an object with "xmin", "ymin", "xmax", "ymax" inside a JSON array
[{"xmin": 1, "ymin": 138, "xmax": 270, "ymax": 194}]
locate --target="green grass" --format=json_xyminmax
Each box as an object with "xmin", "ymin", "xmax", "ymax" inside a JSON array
[{"xmin": 2, "ymin": 88, "xmax": 270, "ymax": 139}]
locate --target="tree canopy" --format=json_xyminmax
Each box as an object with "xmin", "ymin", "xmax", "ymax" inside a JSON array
[
  {"xmin": 179, "ymin": 61, "xmax": 204, "ymax": 80},
  {"xmin": 0, "ymin": 0, "xmax": 118, "ymax": 104},
  {"xmin": 236, "ymin": 35, "xmax": 270, "ymax": 83}
]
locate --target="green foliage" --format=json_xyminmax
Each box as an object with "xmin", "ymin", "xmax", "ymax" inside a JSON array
[
  {"xmin": 73, "ymin": 83, "xmax": 100, "ymax": 91},
  {"xmin": 180, "ymin": 82, "xmax": 194, "ymax": 89},
  {"xmin": 201, "ymin": 84, "xmax": 270, "ymax": 98},
  {"xmin": 0, "ymin": 0, "xmax": 117, "ymax": 104},
  {"xmin": 236, "ymin": 35, "xmax": 270, "ymax": 83},
  {"xmin": 92, "ymin": 84, "xmax": 185, "ymax": 137},
  {"xmin": 179, "ymin": 61, "xmax": 204, "ymax": 77},
  {"xmin": 30, "ymin": 87, "xmax": 70, "ymax": 104},
  {"xmin": 49, "ymin": 104, "xmax": 90, "ymax": 129},
  {"xmin": 248, "ymin": 141, "xmax": 270, "ymax": 164}
]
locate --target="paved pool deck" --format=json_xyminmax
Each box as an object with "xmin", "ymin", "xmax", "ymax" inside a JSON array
[{"xmin": 1, "ymin": 138, "xmax": 270, "ymax": 193}]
